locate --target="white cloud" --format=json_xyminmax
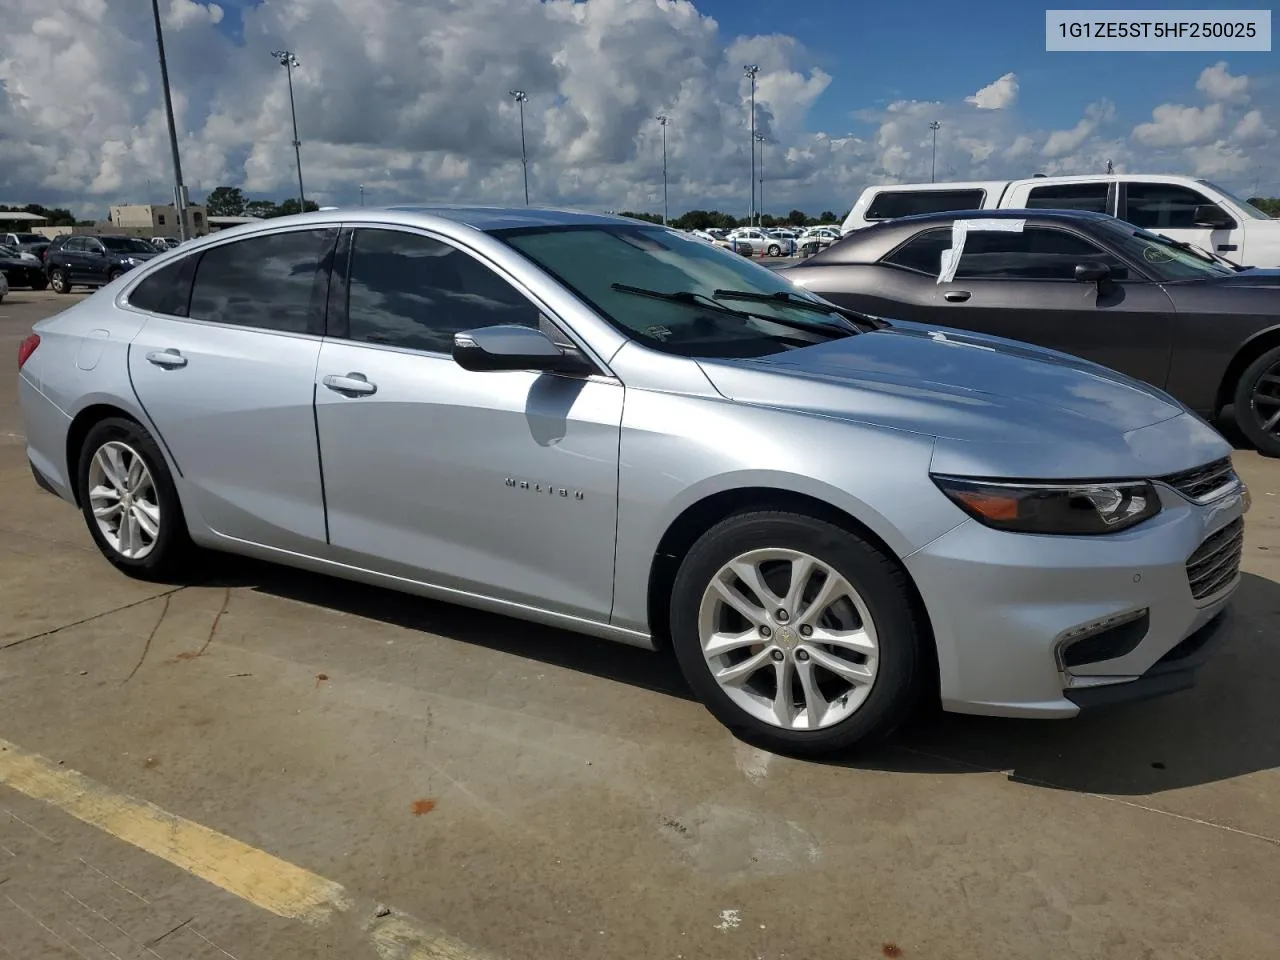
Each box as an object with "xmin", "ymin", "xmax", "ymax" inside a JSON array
[
  {"xmin": 965, "ymin": 73, "xmax": 1018, "ymax": 110},
  {"xmin": 1132, "ymin": 103, "xmax": 1225, "ymax": 147},
  {"xmin": 1196, "ymin": 61, "xmax": 1249, "ymax": 102},
  {"xmin": 0, "ymin": 1, "xmax": 1276, "ymax": 220}
]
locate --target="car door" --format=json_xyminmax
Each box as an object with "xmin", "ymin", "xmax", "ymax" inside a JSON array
[
  {"xmin": 80, "ymin": 237, "xmax": 111, "ymax": 283},
  {"xmin": 313, "ymin": 226, "xmax": 623, "ymax": 622},
  {"xmin": 877, "ymin": 224, "xmax": 1179, "ymax": 388},
  {"xmin": 126, "ymin": 225, "xmax": 338, "ymax": 552},
  {"xmin": 58, "ymin": 237, "xmax": 88, "ymax": 281},
  {"xmin": 1121, "ymin": 181, "xmax": 1236, "ymax": 258}
]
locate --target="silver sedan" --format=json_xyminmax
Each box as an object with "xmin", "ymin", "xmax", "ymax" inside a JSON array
[{"xmin": 16, "ymin": 206, "xmax": 1247, "ymax": 755}]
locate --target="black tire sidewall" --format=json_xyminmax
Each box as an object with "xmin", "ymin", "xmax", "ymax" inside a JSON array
[
  {"xmin": 670, "ymin": 511, "xmax": 921, "ymax": 756},
  {"xmin": 76, "ymin": 417, "xmax": 189, "ymax": 577},
  {"xmin": 1233, "ymin": 346, "xmax": 1280, "ymax": 456}
]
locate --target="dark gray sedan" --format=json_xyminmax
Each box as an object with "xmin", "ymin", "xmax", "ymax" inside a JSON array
[{"xmin": 781, "ymin": 209, "xmax": 1280, "ymax": 454}]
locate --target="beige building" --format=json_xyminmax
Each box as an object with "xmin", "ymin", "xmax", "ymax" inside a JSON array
[{"xmin": 108, "ymin": 203, "xmax": 209, "ymax": 238}]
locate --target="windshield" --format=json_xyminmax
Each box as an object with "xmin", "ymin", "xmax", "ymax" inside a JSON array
[
  {"xmin": 11, "ymin": 233, "xmax": 43, "ymax": 243},
  {"xmin": 1092, "ymin": 219, "xmax": 1236, "ymax": 281},
  {"xmin": 1198, "ymin": 180, "xmax": 1273, "ymax": 220},
  {"xmin": 495, "ymin": 224, "xmax": 853, "ymax": 358},
  {"xmin": 100, "ymin": 236, "xmax": 158, "ymax": 253}
]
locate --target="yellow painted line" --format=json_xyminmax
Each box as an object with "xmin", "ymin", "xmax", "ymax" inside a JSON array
[{"xmin": 0, "ymin": 737, "xmax": 494, "ymax": 959}]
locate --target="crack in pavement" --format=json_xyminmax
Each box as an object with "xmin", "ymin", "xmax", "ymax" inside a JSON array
[
  {"xmin": 173, "ymin": 587, "xmax": 231, "ymax": 663},
  {"xmin": 0, "ymin": 587, "xmax": 186, "ymax": 652},
  {"xmin": 121, "ymin": 592, "xmax": 175, "ymax": 685}
]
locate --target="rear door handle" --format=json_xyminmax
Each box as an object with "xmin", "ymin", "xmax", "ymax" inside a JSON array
[
  {"xmin": 323, "ymin": 372, "xmax": 377, "ymax": 396},
  {"xmin": 943, "ymin": 290, "xmax": 971, "ymax": 303},
  {"xmin": 146, "ymin": 349, "xmax": 187, "ymax": 368}
]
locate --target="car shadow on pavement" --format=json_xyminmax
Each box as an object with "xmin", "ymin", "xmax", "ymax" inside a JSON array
[
  {"xmin": 195, "ymin": 553, "xmax": 695, "ymax": 701},
  {"xmin": 199, "ymin": 555, "xmax": 1278, "ymax": 796},
  {"xmin": 853, "ymin": 571, "xmax": 1280, "ymax": 796}
]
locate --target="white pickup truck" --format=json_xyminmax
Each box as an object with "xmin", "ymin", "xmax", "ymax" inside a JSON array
[{"xmin": 841, "ymin": 174, "xmax": 1280, "ymax": 267}]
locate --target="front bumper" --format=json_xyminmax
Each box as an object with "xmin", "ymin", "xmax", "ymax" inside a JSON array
[{"xmin": 905, "ymin": 482, "xmax": 1245, "ymax": 718}]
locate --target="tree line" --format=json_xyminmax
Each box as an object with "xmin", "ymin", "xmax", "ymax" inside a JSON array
[{"xmin": 616, "ymin": 209, "xmax": 841, "ymax": 228}]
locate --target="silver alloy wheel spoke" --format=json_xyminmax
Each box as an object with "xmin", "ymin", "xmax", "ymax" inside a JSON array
[
  {"xmin": 697, "ymin": 546, "xmax": 880, "ymax": 731},
  {"xmin": 87, "ymin": 440, "xmax": 160, "ymax": 561},
  {"xmin": 1252, "ymin": 362, "xmax": 1280, "ymax": 436}
]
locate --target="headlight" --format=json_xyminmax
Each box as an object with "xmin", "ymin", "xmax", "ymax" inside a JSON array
[
  {"xmin": 931, "ymin": 475, "xmax": 1161, "ymax": 535},
  {"xmin": 121, "ymin": 257, "xmax": 138, "ymax": 265}
]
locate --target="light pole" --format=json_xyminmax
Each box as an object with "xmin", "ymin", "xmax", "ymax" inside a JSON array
[
  {"xmin": 929, "ymin": 120, "xmax": 941, "ymax": 183},
  {"xmin": 656, "ymin": 115, "xmax": 670, "ymax": 225},
  {"xmin": 271, "ymin": 50, "xmax": 306, "ymax": 214},
  {"xmin": 359, "ymin": 184, "xmax": 364, "ymax": 207},
  {"xmin": 755, "ymin": 135, "xmax": 767, "ymax": 226},
  {"xmin": 509, "ymin": 90, "xmax": 530, "ymax": 205},
  {"xmin": 150, "ymin": 0, "xmax": 189, "ymax": 241},
  {"xmin": 744, "ymin": 64, "xmax": 759, "ymax": 227}
]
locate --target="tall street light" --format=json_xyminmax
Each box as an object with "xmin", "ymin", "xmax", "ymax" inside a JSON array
[
  {"xmin": 272, "ymin": 50, "xmax": 306, "ymax": 214},
  {"xmin": 150, "ymin": 0, "xmax": 189, "ymax": 241},
  {"xmin": 509, "ymin": 90, "xmax": 530, "ymax": 205},
  {"xmin": 656, "ymin": 114, "xmax": 671, "ymax": 225},
  {"xmin": 359, "ymin": 184, "xmax": 364, "ymax": 207},
  {"xmin": 744, "ymin": 64, "xmax": 759, "ymax": 227},
  {"xmin": 755, "ymin": 135, "xmax": 767, "ymax": 226},
  {"xmin": 929, "ymin": 120, "xmax": 941, "ymax": 183}
]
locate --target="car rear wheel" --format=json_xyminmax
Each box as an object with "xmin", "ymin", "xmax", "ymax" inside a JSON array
[
  {"xmin": 767, "ymin": 243, "xmax": 782, "ymax": 257},
  {"xmin": 670, "ymin": 510, "xmax": 923, "ymax": 756},
  {"xmin": 49, "ymin": 268, "xmax": 72, "ymax": 294},
  {"xmin": 1232, "ymin": 345, "xmax": 1280, "ymax": 457},
  {"xmin": 108, "ymin": 269, "xmax": 124, "ymax": 283},
  {"xmin": 76, "ymin": 417, "xmax": 193, "ymax": 579}
]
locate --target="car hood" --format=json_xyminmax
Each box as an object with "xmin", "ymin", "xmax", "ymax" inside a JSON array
[
  {"xmin": 1208, "ymin": 267, "xmax": 1280, "ymax": 287},
  {"xmin": 695, "ymin": 321, "xmax": 1229, "ymax": 478}
]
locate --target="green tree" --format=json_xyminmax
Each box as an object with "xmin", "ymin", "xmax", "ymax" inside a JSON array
[
  {"xmin": 818, "ymin": 210, "xmax": 838, "ymax": 224},
  {"xmin": 787, "ymin": 209, "xmax": 809, "ymax": 226},
  {"xmin": 205, "ymin": 186, "xmax": 246, "ymax": 217},
  {"xmin": 274, "ymin": 198, "xmax": 321, "ymax": 217},
  {"xmin": 243, "ymin": 199, "xmax": 280, "ymax": 219},
  {"xmin": 618, "ymin": 210, "xmax": 663, "ymax": 224},
  {"xmin": 1247, "ymin": 197, "xmax": 1280, "ymax": 217}
]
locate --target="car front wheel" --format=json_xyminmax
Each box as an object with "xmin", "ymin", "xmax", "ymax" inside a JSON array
[
  {"xmin": 767, "ymin": 244, "xmax": 781, "ymax": 257},
  {"xmin": 1232, "ymin": 345, "xmax": 1280, "ymax": 457},
  {"xmin": 76, "ymin": 417, "xmax": 193, "ymax": 579},
  {"xmin": 670, "ymin": 510, "xmax": 923, "ymax": 756},
  {"xmin": 49, "ymin": 268, "xmax": 72, "ymax": 294}
]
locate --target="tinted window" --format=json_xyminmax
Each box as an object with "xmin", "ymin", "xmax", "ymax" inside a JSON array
[
  {"xmin": 189, "ymin": 228, "xmax": 335, "ymax": 333},
  {"xmin": 345, "ymin": 229, "xmax": 540, "ymax": 353},
  {"xmin": 956, "ymin": 227, "xmax": 1126, "ymax": 280},
  {"xmin": 1025, "ymin": 182, "xmax": 1109, "ymax": 213},
  {"xmin": 64, "ymin": 237, "xmax": 87, "ymax": 252},
  {"xmin": 883, "ymin": 228, "xmax": 952, "ymax": 273},
  {"xmin": 128, "ymin": 258, "xmax": 193, "ymax": 316},
  {"xmin": 1124, "ymin": 183, "xmax": 1218, "ymax": 230},
  {"xmin": 865, "ymin": 189, "xmax": 986, "ymax": 220},
  {"xmin": 101, "ymin": 236, "xmax": 159, "ymax": 253}
]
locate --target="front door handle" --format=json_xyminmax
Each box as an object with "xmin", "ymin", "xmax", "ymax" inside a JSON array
[
  {"xmin": 323, "ymin": 372, "xmax": 377, "ymax": 396},
  {"xmin": 146, "ymin": 349, "xmax": 187, "ymax": 369},
  {"xmin": 943, "ymin": 290, "xmax": 971, "ymax": 303}
]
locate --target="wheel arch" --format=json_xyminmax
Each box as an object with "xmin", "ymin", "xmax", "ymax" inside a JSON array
[
  {"xmin": 65, "ymin": 398, "xmax": 180, "ymax": 508},
  {"xmin": 1215, "ymin": 324, "xmax": 1280, "ymax": 415},
  {"xmin": 644, "ymin": 486, "xmax": 939, "ymax": 695}
]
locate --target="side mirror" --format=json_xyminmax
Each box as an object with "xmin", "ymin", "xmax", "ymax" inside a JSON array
[
  {"xmin": 452, "ymin": 324, "xmax": 569, "ymax": 373},
  {"xmin": 1074, "ymin": 261, "xmax": 1111, "ymax": 284},
  {"xmin": 1193, "ymin": 204, "xmax": 1235, "ymax": 229}
]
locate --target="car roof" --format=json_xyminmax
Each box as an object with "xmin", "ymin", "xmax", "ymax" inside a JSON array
[
  {"xmin": 382, "ymin": 204, "xmax": 635, "ymax": 232},
  {"xmin": 801, "ymin": 208, "xmax": 1119, "ymax": 266}
]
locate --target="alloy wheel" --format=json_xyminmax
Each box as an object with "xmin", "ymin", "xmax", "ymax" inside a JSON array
[
  {"xmin": 87, "ymin": 440, "xmax": 161, "ymax": 560},
  {"xmin": 697, "ymin": 547, "xmax": 879, "ymax": 730},
  {"xmin": 1250, "ymin": 361, "xmax": 1280, "ymax": 438}
]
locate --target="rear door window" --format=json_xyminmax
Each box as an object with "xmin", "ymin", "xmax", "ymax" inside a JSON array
[
  {"xmin": 865, "ymin": 189, "xmax": 987, "ymax": 220},
  {"xmin": 1025, "ymin": 182, "xmax": 1110, "ymax": 213}
]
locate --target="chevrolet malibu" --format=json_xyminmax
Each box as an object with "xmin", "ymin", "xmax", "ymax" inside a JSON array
[{"xmin": 17, "ymin": 207, "xmax": 1247, "ymax": 755}]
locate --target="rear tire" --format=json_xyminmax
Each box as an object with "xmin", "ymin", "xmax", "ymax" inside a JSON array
[
  {"xmin": 1232, "ymin": 345, "xmax": 1280, "ymax": 457},
  {"xmin": 75, "ymin": 417, "xmax": 194, "ymax": 580},
  {"xmin": 670, "ymin": 510, "xmax": 923, "ymax": 757},
  {"xmin": 49, "ymin": 268, "xmax": 71, "ymax": 294},
  {"xmin": 107, "ymin": 269, "xmax": 124, "ymax": 283},
  {"xmin": 767, "ymin": 244, "xmax": 782, "ymax": 257}
]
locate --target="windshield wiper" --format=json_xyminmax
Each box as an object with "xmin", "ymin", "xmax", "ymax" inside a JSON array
[
  {"xmin": 1153, "ymin": 233, "xmax": 1241, "ymax": 271},
  {"xmin": 610, "ymin": 282, "xmax": 855, "ymax": 339},
  {"xmin": 712, "ymin": 288, "xmax": 879, "ymax": 332}
]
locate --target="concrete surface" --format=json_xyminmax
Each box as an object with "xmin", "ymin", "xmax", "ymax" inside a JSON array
[{"xmin": 1, "ymin": 289, "xmax": 1278, "ymax": 959}]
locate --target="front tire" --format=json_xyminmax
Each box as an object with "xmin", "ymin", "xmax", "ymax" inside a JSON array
[
  {"xmin": 767, "ymin": 244, "xmax": 781, "ymax": 257},
  {"xmin": 49, "ymin": 268, "xmax": 72, "ymax": 294},
  {"xmin": 76, "ymin": 417, "xmax": 193, "ymax": 579},
  {"xmin": 1232, "ymin": 345, "xmax": 1280, "ymax": 457},
  {"xmin": 670, "ymin": 510, "xmax": 923, "ymax": 757}
]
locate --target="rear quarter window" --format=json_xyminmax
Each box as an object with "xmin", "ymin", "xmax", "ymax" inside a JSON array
[
  {"xmin": 127, "ymin": 257, "xmax": 196, "ymax": 317},
  {"xmin": 865, "ymin": 189, "xmax": 987, "ymax": 221}
]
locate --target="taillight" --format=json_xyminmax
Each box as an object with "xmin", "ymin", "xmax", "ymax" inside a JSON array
[{"xmin": 18, "ymin": 334, "xmax": 40, "ymax": 370}]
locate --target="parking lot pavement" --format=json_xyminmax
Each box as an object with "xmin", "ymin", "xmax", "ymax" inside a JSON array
[{"xmin": 2, "ymin": 293, "xmax": 1279, "ymax": 960}]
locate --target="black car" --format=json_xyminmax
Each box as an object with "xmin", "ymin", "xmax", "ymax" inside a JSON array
[
  {"xmin": 781, "ymin": 209, "xmax": 1280, "ymax": 454},
  {"xmin": 0, "ymin": 244, "xmax": 49, "ymax": 290},
  {"xmin": 45, "ymin": 234, "xmax": 160, "ymax": 294}
]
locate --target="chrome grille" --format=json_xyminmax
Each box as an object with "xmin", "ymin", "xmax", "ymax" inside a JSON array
[
  {"xmin": 1185, "ymin": 518, "xmax": 1244, "ymax": 602},
  {"xmin": 1161, "ymin": 457, "xmax": 1237, "ymax": 502}
]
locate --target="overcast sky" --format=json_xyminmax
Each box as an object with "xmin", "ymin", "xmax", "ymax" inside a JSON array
[{"xmin": 1, "ymin": 0, "xmax": 1276, "ymax": 218}]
